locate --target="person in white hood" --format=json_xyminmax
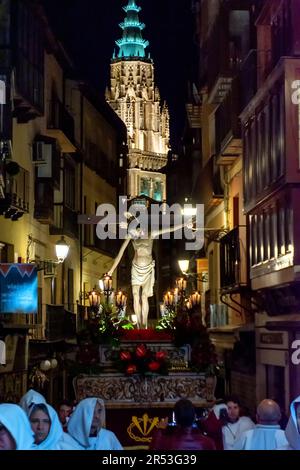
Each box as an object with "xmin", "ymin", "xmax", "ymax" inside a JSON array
[
  {"xmin": 0, "ymin": 404, "xmax": 34, "ymax": 450},
  {"xmin": 29, "ymin": 402, "xmax": 80, "ymax": 450},
  {"xmin": 67, "ymin": 397, "xmax": 123, "ymax": 450},
  {"xmin": 29, "ymin": 403, "xmax": 63, "ymax": 450},
  {"xmin": 19, "ymin": 389, "xmax": 46, "ymax": 415},
  {"xmin": 284, "ymin": 395, "xmax": 300, "ymax": 450}
]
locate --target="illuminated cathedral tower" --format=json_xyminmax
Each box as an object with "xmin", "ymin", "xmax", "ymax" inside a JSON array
[{"xmin": 106, "ymin": 0, "xmax": 170, "ymax": 201}]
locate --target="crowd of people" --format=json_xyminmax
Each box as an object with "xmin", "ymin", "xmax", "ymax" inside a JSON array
[
  {"xmin": 0, "ymin": 390, "xmax": 299, "ymax": 450},
  {"xmin": 0, "ymin": 390, "xmax": 122, "ymax": 450}
]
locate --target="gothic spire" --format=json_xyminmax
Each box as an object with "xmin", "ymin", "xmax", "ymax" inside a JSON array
[{"xmin": 115, "ymin": 0, "xmax": 149, "ymax": 59}]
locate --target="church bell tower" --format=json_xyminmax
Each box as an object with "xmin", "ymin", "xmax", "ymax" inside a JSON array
[{"xmin": 106, "ymin": 0, "xmax": 170, "ymax": 202}]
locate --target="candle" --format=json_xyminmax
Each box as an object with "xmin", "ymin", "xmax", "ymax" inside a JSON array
[{"xmin": 174, "ymin": 288, "xmax": 179, "ymax": 304}]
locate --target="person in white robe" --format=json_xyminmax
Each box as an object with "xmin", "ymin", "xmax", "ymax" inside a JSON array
[
  {"xmin": 233, "ymin": 399, "xmax": 289, "ymax": 450},
  {"xmin": 29, "ymin": 402, "xmax": 79, "ymax": 450},
  {"xmin": 284, "ymin": 395, "xmax": 300, "ymax": 450},
  {"xmin": 29, "ymin": 402, "xmax": 63, "ymax": 450},
  {"xmin": 0, "ymin": 403, "xmax": 34, "ymax": 450},
  {"xmin": 67, "ymin": 397, "xmax": 123, "ymax": 450},
  {"xmin": 222, "ymin": 396, "xmax": 255, "ymax": 450},
  {"xmin": 19, "ymin": 389, "xmax": 46, "ymax": 415}
]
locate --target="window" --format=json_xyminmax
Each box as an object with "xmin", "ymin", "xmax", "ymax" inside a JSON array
[
  {"xmin": 279, "ymin": 87, "xmax": 285, "ymax": 176},
  {"xmin": 264, "ymin": 103, "xmax": 271, "ymax": 186},
  {"xmin": 269, "ymin": 209, "xmax": 275, "ymax": 259},
  {"xmin": 229, "ymin": 11, "xmax": 250, "ymax": 64},
  {"xmin": 272, "ymin": 208, "xmax": 278, "ymax": 259},
  {"xmin": 153, "ymin": 180, "xmax": 162, "ymax": 202},
  {"xmin": 263, "ymin": 212, "xmax": 269, "ymax": 261},
  {"xmin": 278, "ymin": 205, "xmax": 285, "ymax": 256},
  {"xmin": 140, "ymin": 178, "xmax": 150, "ymax": 197},
  {"xmin": 243, "ymin": 127, "xmax": 250, "ymax": 203},
  {"xmin": 250, "ymin": 119, "xmax": 257, "ymax": 196},
  {"xmin": 271, "ymin": 94, "xmax": 279, "ymax": 182},
  {"xmin": 64, "ymin": 163, "xmax": 76, "ymax": 210},
  {"xmin": 15, "ymin": 1, "xmax": 44, "ymax": 111},
  {"xmin": 250, "ymin": 215, "xmax": 257, "ymax": 266},
  {"xmin": 285, "ymin": 206, "xmax": 293, "ymax": 253},
  {"xmin": 257, "ymin": 214, "xmax": 263, "ymax": 263}
]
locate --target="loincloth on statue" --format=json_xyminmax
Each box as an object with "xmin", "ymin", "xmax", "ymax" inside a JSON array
[{"xmin": 131, "ymin": 261, "xmax": 155, "ymax": 297}]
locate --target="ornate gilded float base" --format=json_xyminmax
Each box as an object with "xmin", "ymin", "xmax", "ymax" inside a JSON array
[{"xmin": 73, "ymin": 373, "xmax": 216, "ymax": 407}]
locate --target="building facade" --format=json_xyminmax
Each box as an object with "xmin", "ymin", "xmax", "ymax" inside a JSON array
[
  {"xmin": 189, "ymin": 0, "xmax": 263, "ymax": 409},
  {"xmin": 0, "ymin": 0, "xmax": 127, "ymax": 404},
  {"xmin": 241, "ymin": 0, "xmax": 300, "ymax": 414}
]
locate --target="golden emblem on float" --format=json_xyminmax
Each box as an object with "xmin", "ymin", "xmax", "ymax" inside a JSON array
[{"xmin": 127, "ymin": 413, "xmax": 159, "ymax": 442}]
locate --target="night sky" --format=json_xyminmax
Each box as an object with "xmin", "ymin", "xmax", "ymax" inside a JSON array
[{"xmin": 43, "ymin": 0, "xmax": 196, "ymax": 149}]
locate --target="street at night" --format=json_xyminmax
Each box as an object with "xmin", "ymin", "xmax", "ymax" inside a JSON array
[{"xmin": 0, "ymin": 0, "xmax": 299, "ymax": 459}]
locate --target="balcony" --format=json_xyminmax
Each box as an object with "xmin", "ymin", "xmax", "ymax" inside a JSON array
[
  {"xmin": 46, "ymin": 100, "xmax": 76, "ymax": 153},
  {"xmin": 186, "ymin": 103, "xmax": 202, "ymax": 129},
  {"xmin": 215, "ymin": 76, "xmax": 242, "ymax": 165},
  {"xmin": 204, "ymin": 15, "xmax": 236, "ymax": 103},
  {"xmin": 0, "ymin": 164, "xmax": 29, "ymax": 220},
  {"xmin": 199, "ymin": 157, "xmax": 224, "ymax": 212},
  {"xmin": 50, "ymin": 204, "xmax": 79, "ymax": 240},
  {"xmin": 220, "ymin": 226, "xmax": 247, "ymax": 291},
  {"xmin": 256, "ymin": 0, "xmax": 294, "ymax": 86}
]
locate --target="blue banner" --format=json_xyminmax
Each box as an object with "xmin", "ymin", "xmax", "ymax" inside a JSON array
[{"xmin": 0, "ymin": 264, "xmax": 38, "ymax": 314}]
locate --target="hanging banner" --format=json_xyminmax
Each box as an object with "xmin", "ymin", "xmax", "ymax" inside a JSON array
[{"xmin": 0, "ymin": 263, "xmax": 38, "ymax": 314}]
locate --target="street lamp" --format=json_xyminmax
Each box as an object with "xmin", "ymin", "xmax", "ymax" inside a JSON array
[
  {"xmin": 190, "ymin": 291, "xmax": 201, "ymax": 306},
  {"xmin": 88, "ymin": 287, "xmax": 101, "ymax": 309},
  {"xmin": 178, "ymin": 259, "xmax": 189, "ymax": 275},
  {"xmin": 176, "ymin": 277, "xmax": 187, "ymax": 293},
  {"xmin": 163, "ymin": 291, "xmax": 175, "ymax": 310},
  {"xmin": 88, "ymin": 287, "xmax": 101, "ymax": 319},
  {"xmin": 175, "ymin": 278, "xmax": 187, "ymax": 312},
  {"xmin": 99, "ymin": 273, "xmax": 113, "ymax": 304},
  {"xmin": 115, "ymin": 290, "xmax": 127, "ymax": 318},
  {"xmin": 178, "ymin": 259, "xmax": 207, "ymax": 282},
  {"xmin": 55, "ymin": 236, "xmax": 70, "ymax": 263},
  {"xmin": 26, "ymin": 234, "xmax": 70, "ymax": 272}
]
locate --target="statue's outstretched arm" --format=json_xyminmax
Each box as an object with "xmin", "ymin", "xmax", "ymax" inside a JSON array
[
  {"xmin": 151, "ymin": 220, "xmax": 193, "ymax": 238},
  {"xmin": 107, "ymin": 237, "xmax": 131, "ymax": 276}
]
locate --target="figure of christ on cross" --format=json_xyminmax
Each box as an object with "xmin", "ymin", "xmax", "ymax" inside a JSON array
[{"xmin": 107, "ymin": 221, "xmax": 191, "ymax": 330}]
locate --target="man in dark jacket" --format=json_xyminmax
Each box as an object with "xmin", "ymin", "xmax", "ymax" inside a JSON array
[{"xmin": 149, "ymin": 399, "xmax": 216, "ymax": 450}]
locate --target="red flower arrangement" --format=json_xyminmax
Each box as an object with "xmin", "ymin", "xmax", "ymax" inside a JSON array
[
  {"xmin": 121, "ymin": 328, "xmax": 172, "ymax": 342},
  {"xmin": 117, "ymin": 343, "xmax": 169, "ymax": 376}
]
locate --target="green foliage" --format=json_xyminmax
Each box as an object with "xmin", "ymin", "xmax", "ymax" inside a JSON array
[
  {"xmin": 155, "ymin": 308, "xmax": 176, "ymax": 331},
  {"xmin": 89, "ymin": 302, "xmax": 134, "ymax": 347}
]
